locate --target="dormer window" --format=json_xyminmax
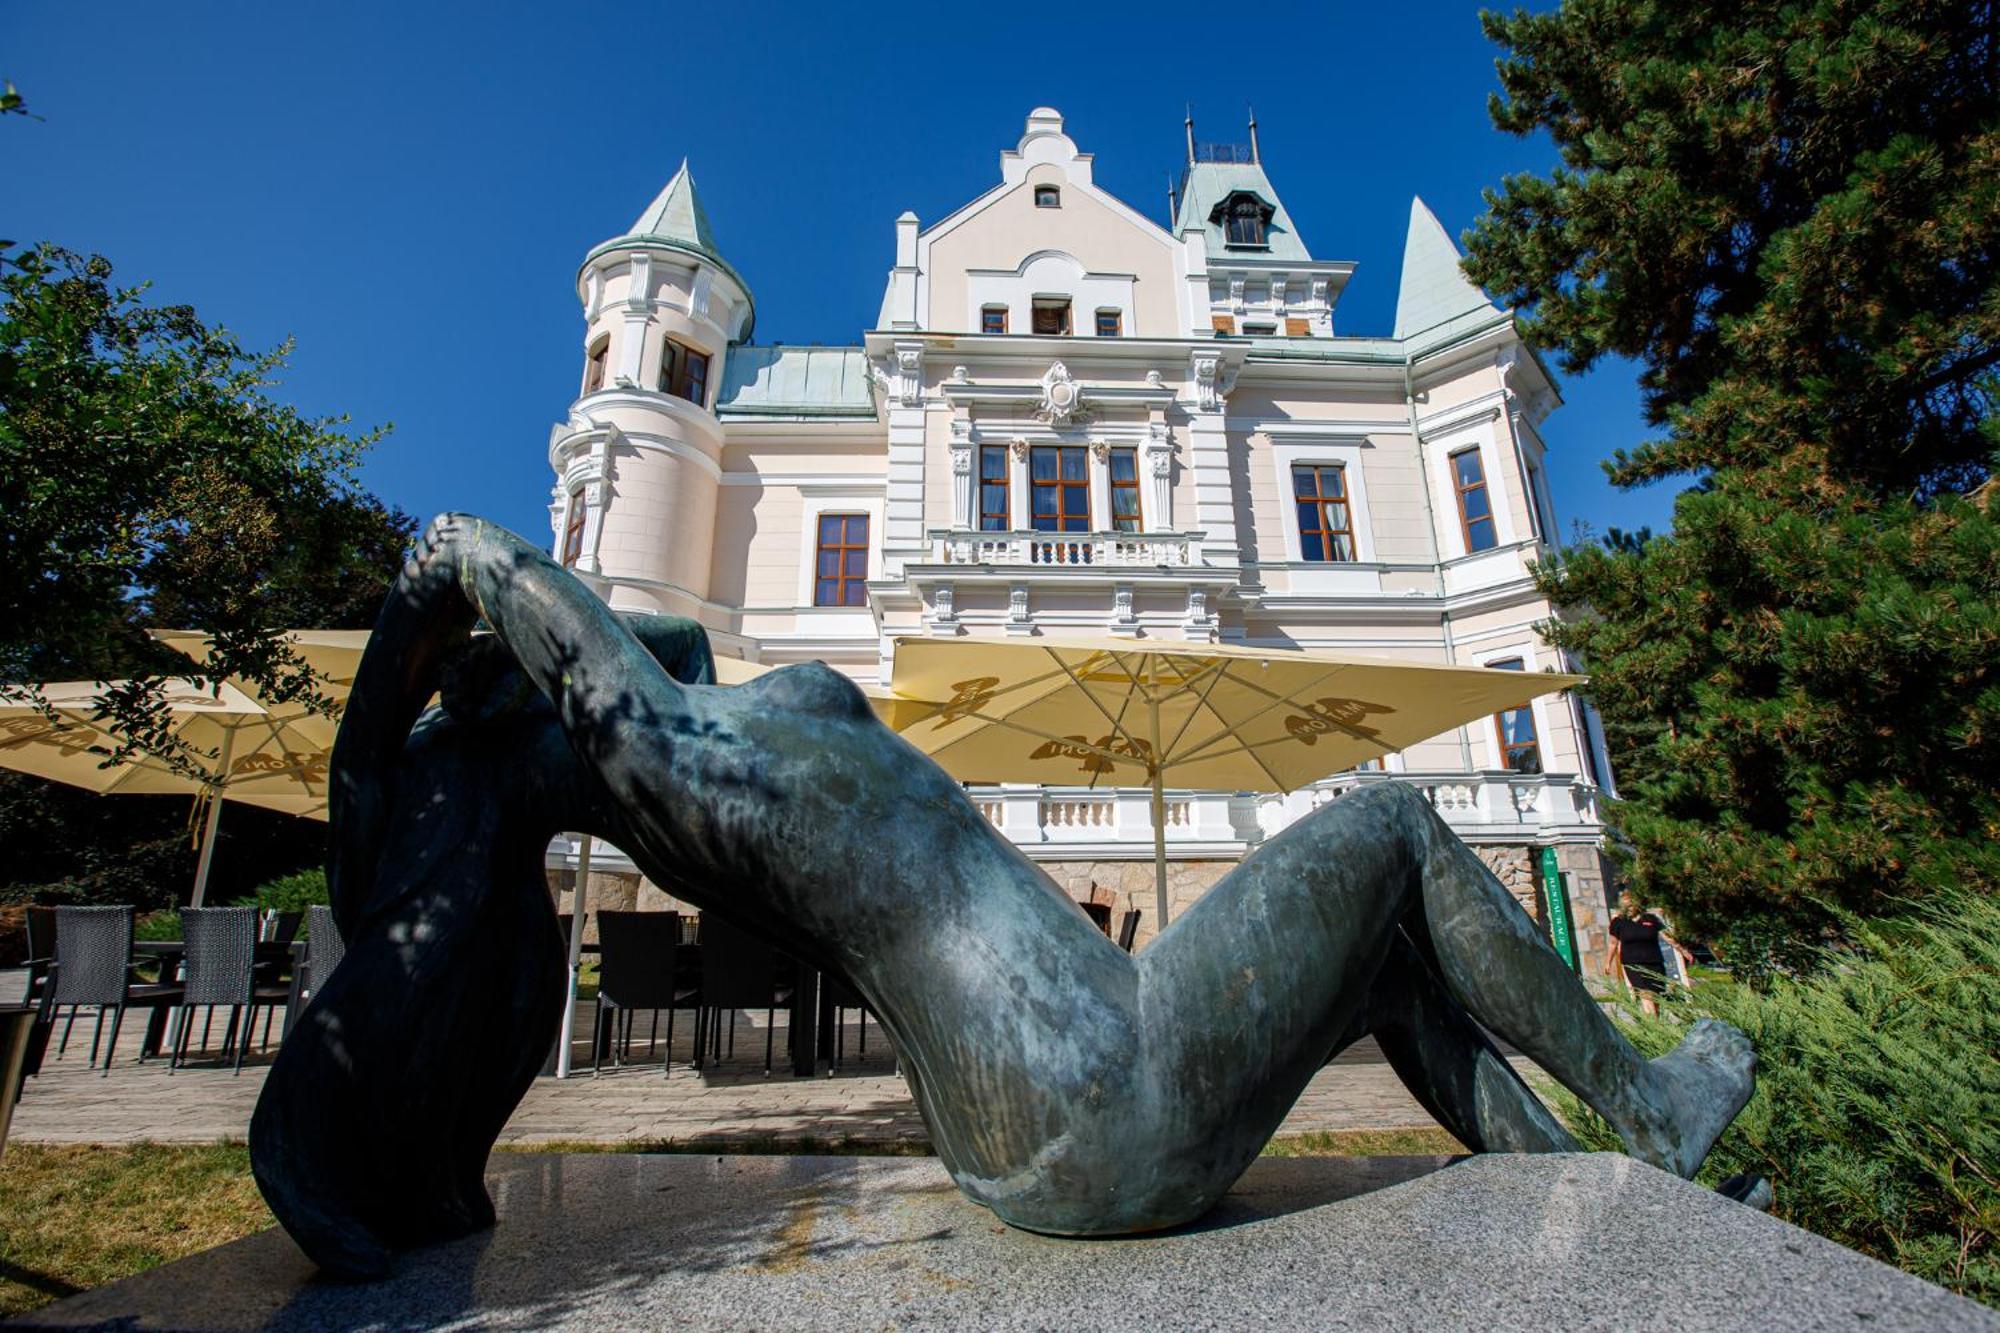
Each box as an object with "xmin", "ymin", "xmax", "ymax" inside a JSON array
[
  {"xmin": 1211, "ymin": 191, "xmax": 1275, "ymax": 249},
  {"xmin": 1031, "ymin": 297, "xmax": 1071, "ymax": 336},
  {"xmin": 1226, "ymin": 196, "xmax": 1268, "ymax": 246},
  {"xmin": 1034, "ymin": 186, "xmax": 1061, "ymax": 208}
]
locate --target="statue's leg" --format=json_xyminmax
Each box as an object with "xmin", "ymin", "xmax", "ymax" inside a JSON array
[
  {"xmin": 1396, "ymin": 790, "xmax": 1754, "ymax": 1178},
  {"xmin": 1360, "ymin": 927, "xmax": 1578, "ymax": 1154}
]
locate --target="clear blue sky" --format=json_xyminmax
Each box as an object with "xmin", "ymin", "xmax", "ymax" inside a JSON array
[{"xmin": 6, "ymin": 1, "xmax": 1681, "ymax": 546}]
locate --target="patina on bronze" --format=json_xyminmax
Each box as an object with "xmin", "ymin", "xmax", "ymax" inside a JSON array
[{"xmin": 250, "ymin": 515, "xmax": 1756, "ymax": 1279}]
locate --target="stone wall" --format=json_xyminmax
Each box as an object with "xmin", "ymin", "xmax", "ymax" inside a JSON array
[{"xmin": 1037, "ymin": 859, "xmax": 1234, "ymax": 948}]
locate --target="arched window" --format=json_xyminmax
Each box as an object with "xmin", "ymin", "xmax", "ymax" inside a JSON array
[
  {"xmin": 1034, "ymin": 185, "xmax": 1061, "ymax": 208},
  {"xmin": 582, "ymin": 337, "xmax": 610, "ymax": 394},
  {"xmin": 1226, "ymin": 196, "xmax": 1267, "ymax": 247}
]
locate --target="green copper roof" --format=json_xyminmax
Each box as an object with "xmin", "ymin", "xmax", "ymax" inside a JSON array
[
  {"xmin": 716, "ymin": 346, "xmax": 876, "ymax": 418},
  {"xmin": 1392, "ymin": 197, "xmax": 1500, "ymax": 340},
  {"xmin": 581, "ymin": 161, "xmax": 755, "ymax": 336},
  {"xmin": 1174, "ymin": 161, "xmax": 1312, "ymax": 262},
  {"xmin": 628, "ymin": 159, "xmax": 718, "ymax": 256}
]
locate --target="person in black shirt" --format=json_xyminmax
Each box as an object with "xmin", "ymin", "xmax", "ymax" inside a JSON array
[{"xmin": 1607, "ymin": 894, "xmax": 1694, "ymax": 1015}]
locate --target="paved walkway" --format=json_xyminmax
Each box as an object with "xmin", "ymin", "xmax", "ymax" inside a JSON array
[{"xmin": 9, "ymin": 1006, "xmax": 1491, "ymax": 1147}]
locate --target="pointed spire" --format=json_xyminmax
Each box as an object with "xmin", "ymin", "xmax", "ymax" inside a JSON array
[
  {"xmin": 625, "ymin": 159, "xmax": 720, "ymax": 257},
  {"xmin": 1393, "ymin": 197, "xmax": 1500, "ymax": 340}
]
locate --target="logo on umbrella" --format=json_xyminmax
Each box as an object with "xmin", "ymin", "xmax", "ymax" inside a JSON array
[
  {"xmin": 0, "ymin": 717, "xmax": 100, "ymax": 756},
  {"xmin": 1028, "ymin": 734, "xmax": 1155, "ymax": 775},
  {"xmin": 1284, "ymin": 697, "xmax": 1394, "ymax": 747},
  {"xmin": 935, "ymin": 677, "xmax": 1001, "ymax": 727}
]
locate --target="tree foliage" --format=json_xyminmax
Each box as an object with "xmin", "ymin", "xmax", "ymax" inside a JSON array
[
  {"xmin": 0, "ymin": 245, "xmax": 413, "ymax": 737},
  {"xmin": 0, "ymin": 243, "xmax": 415, "ymax": 905},
  {"xmin": 1465, "ymin": 1, "xmax": 2000, "ymax": 950},
  {"xmin": 1546, "ymin": 893, "xmax": 2000, "ymax": 1305}
]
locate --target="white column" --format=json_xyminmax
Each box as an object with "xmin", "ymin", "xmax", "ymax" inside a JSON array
[
  {"xmin": 948, "ymin": 420, "xmax": 974, "ymax": 530},
  {"xmin": 1185, "ymin": 351, "xmax": 1239, "ymax": 566},
  {"xmin": 1143, "ymin": 420, "xmax": 1174, "ymax": 531},
  {"xmin": 881, "ymin": 341, "xmax": 927, "ymax": 578}
]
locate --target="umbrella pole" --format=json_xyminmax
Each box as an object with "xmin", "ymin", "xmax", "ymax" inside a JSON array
[
  {"xmin": 554, "ymin": 835, "xmax": 593, "ymax": 1078},
  {"xmin": 1150, "ymin": 768, "xmax": 1170, "ymax": 932},
  {"xmin": 189, "ymin": 730, "xmax": 234, "ymax": 908}
]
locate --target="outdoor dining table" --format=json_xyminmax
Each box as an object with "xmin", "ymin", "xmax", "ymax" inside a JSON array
[{"xmin": 131, "ymin": 938, "xmax": 300, "ymax": 1058}]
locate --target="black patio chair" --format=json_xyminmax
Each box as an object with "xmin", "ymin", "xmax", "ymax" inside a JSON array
[
  {"xmin": 173, "ymin": 907, "xmax": 289, "ymax": 1074},
  {"xmin": 264, "ymin": 911, "xmax": 305, "ymax": 946},
  {"xmin": 694, "ymin": 914, "xmax": 794, "ymax": 1075},
  {"xmin": 282, "ymin": 905, "xmax": 347, "ymax": 1038},
  {"xmin": 1080, "ymin": 901, "xmax": 1113, "ymax": 934},
  {"xmin": 592, "ymin": 911, "xmax": 697, "ymax": 1076},
  {"xmin": 1116, "ymin": 910, "xmax": 1141, "ymax": 953},
  {"xmin": 22, "ymin": 906, "xmax": 56, "ymax": 1003},
  {"xmin": 44, "ymin": 906, "xmax": 180, "ymax": 1074}
]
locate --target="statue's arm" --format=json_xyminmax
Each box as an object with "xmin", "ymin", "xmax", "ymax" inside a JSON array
[{"xmin": 330, "ymin": 514, "xmax": 697, "ymax": 927}]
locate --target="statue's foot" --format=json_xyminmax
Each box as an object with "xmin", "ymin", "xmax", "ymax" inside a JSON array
[
  {"xmin": 1715, "ymin": 1172, "xmax": 1773, "ymax": 1211},
  {"xmin": 1635, "ymin": 1018, "xmax": 1756, "ymax": 1178}
]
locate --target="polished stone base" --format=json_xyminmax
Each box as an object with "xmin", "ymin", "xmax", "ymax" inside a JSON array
[{"xmin": 15, "ymin": 1153, "xmax": 1995, "ymax": 1331}]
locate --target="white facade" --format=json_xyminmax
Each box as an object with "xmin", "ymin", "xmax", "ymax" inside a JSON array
[{"xmin": 543, "ymin": 110, "xmax": 1617, "ymax": 953}]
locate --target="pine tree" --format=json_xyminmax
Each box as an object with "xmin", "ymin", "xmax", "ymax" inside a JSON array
[{"xmin": 1464, "ymin": 1, "xmax": 2000, "ymax": 954}]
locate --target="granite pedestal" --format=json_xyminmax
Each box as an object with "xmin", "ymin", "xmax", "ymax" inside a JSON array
[{"xmin": 14, "ymin": 1152, "xmax": 1995, "ymax": 1331}]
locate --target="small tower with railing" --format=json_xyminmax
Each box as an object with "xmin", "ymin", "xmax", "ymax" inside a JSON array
[{"xmin": 548, "ymin": 162, "xmax": 754, "ymax": 617}]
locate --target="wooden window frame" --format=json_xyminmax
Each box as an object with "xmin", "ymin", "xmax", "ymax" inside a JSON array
[
  {"xmin": 1284, "ymin": 317, "xmax": 1311, "ymax": 337},
  {"xmin": 1031, "ymin": 297, "xmax": 1072, "ymax": 336},
  {"xmin": 1034, "ymin": 185, "xmax": 1061, "ymax": 208},
  {"xmin": 1488, "ymin": 657, "xmax": 1543, "ymax": 774},
  {"xmin": 1291, "ymin": 463, "xmax": 1356, "ymax": 562},
  {"xmin": 1109, "ymin": 448, "xmax": 1141, "ymax": 533},
  {"xmin": 582, "ymin": 338, "xmax": 609, "ymax": 395},
  {"xmin": 978, "ymin": 445, "xmax": 1011, "ymax": 531},
  {"xmin": 1029, "ymin": 445, "xmax": 1090, "ymax": 533},
  {"xmin": 813, "ymin": 513, "xmax": 871, "ymax": 608},
  {"xmin": 981, "ymin": 305, "xmax": 1008, "ymax": 335},
  {"xmin": 659, "ymin": 337, "xmax": 711, "ymax": 408},
  {"xmin": 1451, "ymin": 447, "xmax": 1499, "ymax": 553},
  {"xmin": 1211, "ymin": 314, "xmax": 1236, "ymax": 335},
  {"xmin": 1095, "ymin": 309, "xmax": 1121, "ymax": 338},
  {"xmin": 561, "ymin": 490, "xmax": 587, "ymax": 567}
]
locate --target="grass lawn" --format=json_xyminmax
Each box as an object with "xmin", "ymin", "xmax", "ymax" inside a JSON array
[
  {"xmin": 0, "ymin": 1127, "xmax": 1462, "ymax": 1315},
  {"xmin": 0, "ymin": 1144, "xmax": 272, "ymax": 1318}
]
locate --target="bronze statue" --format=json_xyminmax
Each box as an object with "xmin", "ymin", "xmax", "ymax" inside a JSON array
[{"xmin": 251, "ymin": 515, "xmax": 1756, "ymax": 1278}]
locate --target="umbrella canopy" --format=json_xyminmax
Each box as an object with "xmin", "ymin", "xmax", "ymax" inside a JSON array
[
  {"xmin": 0, "ymin": 677, "xmax": 331, "ymax": 817},
  {"xmin": 885, "ymin": 636, "xmax": 1586, "ymax": 928}
]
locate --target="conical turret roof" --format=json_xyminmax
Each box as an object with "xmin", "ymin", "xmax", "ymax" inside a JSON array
[
  {"xmin": 582, "ymin": 160, "xmax": 753, "ymax": 331},
  {"xmin": 626, "ymin": 159, "xmax": 721, "ymax": 258},
  {"xmin": 1393, "ymin": 197, "xmax": 1501, "ymax": 340}
]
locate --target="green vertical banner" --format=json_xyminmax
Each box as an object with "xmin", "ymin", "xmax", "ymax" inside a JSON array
[{"xmin": 1538, "ymin": 846, "xmax": 1579, "ymax": 973}]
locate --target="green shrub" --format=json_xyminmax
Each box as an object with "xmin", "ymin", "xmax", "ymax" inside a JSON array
[
  {"xmin": 1546, "ymin": 892, "xmax": 2000, "ymax": 1305},
  {"xmin": 230, "ymin": 869, "xmax": 328, "ymax": 915}
]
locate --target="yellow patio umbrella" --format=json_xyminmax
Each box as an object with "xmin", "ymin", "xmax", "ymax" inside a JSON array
[
  {"xmin": 884, "ymin": 636, "xmax": 1585, "ymax": 930},
  {"xmin": 0, "ymin": 677, "xmax": 333, "ymax": 905}
]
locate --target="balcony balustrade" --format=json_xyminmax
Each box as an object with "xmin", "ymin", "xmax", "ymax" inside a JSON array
[{"xmin": 928, "ymin": 529, "xmax": 1199, "ymax": 569}]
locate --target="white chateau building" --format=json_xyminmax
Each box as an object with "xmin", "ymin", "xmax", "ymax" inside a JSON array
[{"xmin": 544, "ymin": 108, "xmax": 1617, "ymax": 956}]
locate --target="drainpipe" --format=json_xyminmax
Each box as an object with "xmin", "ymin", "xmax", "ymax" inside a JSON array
[{"xmin": 1405, "ymin": 355, "xmax": 1475, "ymax": 771}]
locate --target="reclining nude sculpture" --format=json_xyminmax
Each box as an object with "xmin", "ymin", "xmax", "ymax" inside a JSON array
[{"xmin": 250, "ymin": 515, "xmax": 1757, "ymax": 1278}]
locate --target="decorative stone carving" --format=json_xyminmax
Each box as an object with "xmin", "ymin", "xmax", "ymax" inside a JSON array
[
  {"xmin": 1010, "ymin": 438, "xmax": 1030, "ymax": 462},
  {"xmin": 1189, "ymin": 351, "xmax": 1231, "ymax": 413},
  {"xmin": 1270, "ymin": 276, "xmax": 1288, "ymax": 313},
  {"xmin": 950, "ymin": 365, "xmax": 969, "ymax": 383},
  {"xmin": 1145, "ymin": 369, "xmax": 1163, "ymax": 387},
  {"xmin": 1090, "ymin": 440, "xmax": 1109, "ymax": 463},
  {"xmin": 895, "ymin": 345, "xmax": 924, "ymax": 408},
  {"xmin": 1036, "ymin": 361, "xmax": 1090, "ymax": 426}
]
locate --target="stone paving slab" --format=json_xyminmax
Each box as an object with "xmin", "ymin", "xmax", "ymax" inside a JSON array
[
  {"xmin": 15, "ymin": 1153, "xmax": 1995, "ymax": 1331},
  {"xmin": 9, "ymin": 1008, "xmax": 1462, "ymax": 1147}
]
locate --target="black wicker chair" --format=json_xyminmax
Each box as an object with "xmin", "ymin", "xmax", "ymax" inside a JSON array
[
  {"xmin": 44, "ymin": 906, "xmax": 180, "ymax": 1074},
  {"xmin": 592, "ymin": 911, "xmax": 697, "ymax": 1076},
  {"xmin": 1116, "ymin": 909, "xmax": 1141, "ymax": 953},
  {"xmin": 281, "ymin": 905, "xmax": 347, "ymax": 1043},
  {"xmin": 173, "ymin": 907, "xmax": 289, "ymax": 1073},
  {"xmin": 693, "ymin": 914, "xmax": 794, "ymax": 1074}
]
